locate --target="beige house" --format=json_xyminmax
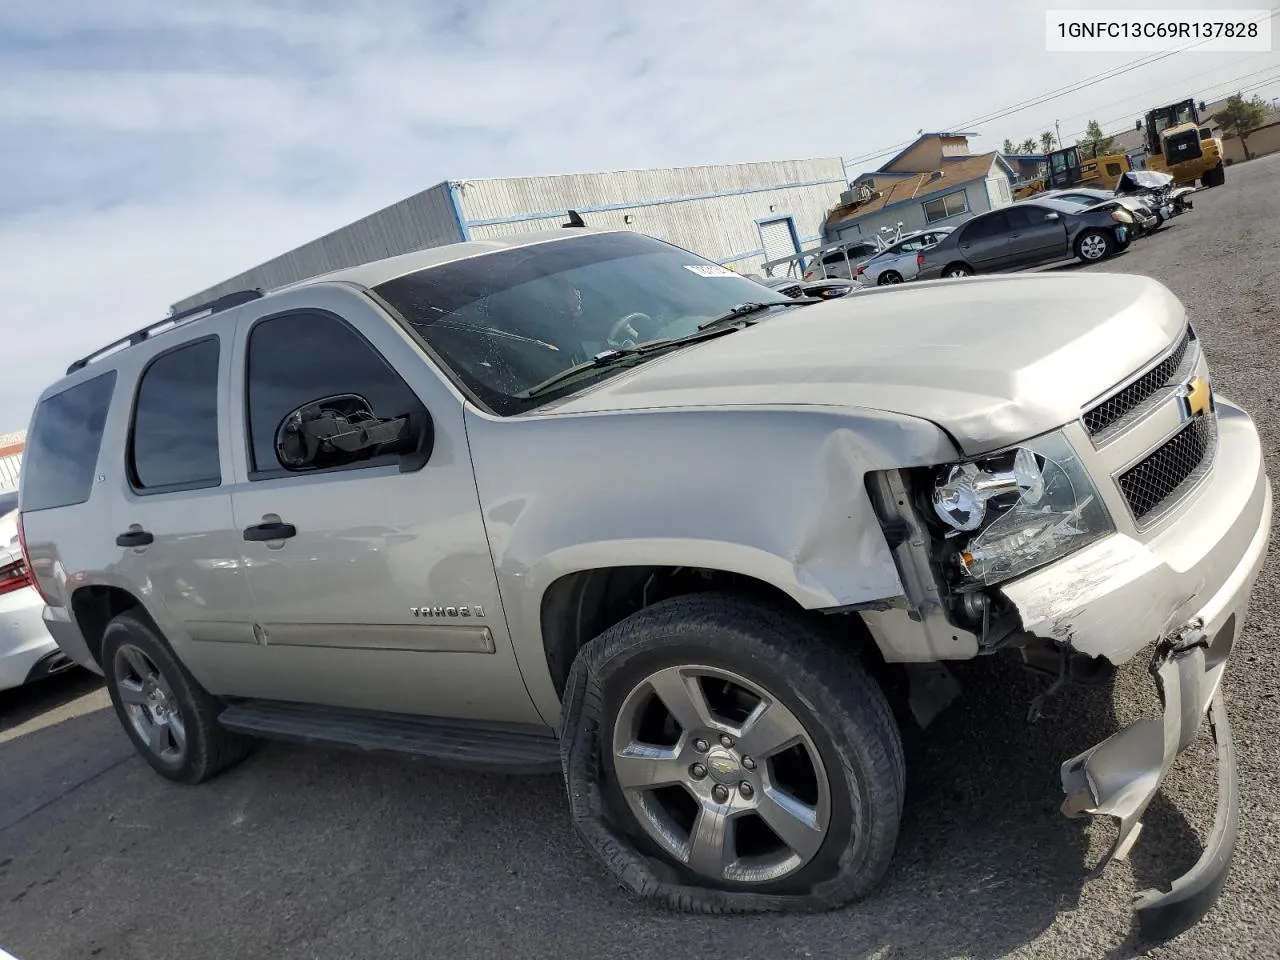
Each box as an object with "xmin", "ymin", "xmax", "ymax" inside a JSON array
[{"xmin": 825, "ymin": 133, "xmax": 1015, "ymax": 243}]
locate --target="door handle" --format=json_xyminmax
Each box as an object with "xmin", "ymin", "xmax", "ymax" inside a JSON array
[
  {"xmin": 243, "ymin": 521, "xmax": 298, "ymax": 542},
  {"xmin": 116, "ymin": 529, "xmax": 154, "ymax": 548}
]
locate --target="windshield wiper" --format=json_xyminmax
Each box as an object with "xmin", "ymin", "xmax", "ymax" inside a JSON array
[
  {"xmin": 516, "ymin": 323, "xmax": 747, "ymax": 400},
  {"xmin": 696, "ymin": 299, "xmax": 815, "ymax": 331}
]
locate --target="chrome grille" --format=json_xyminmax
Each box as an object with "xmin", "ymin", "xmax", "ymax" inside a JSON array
[
  {"xmin": 1082, "ymin": 327, "xmax": 1193, "ymax": 436},
  {"xmin": 1117, "ymin": 416, "xmax": 1216, "ymax": 522}
]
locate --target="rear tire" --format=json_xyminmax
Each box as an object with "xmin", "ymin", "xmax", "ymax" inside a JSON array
[
  {"xmin": 877, "ymin": 271, "xmax": 903, "ymax": 285},
  {"xmin": 102, "ymin": 611, "xmax": 257, "ymax": 784},
  {"xmin": 1075, "ymin": 230, "xmax": 1114, "ymax": 263},
  {"xmin": 558, "ymin": 594, "xmax": 904, "ymax": 914},
  {"xmin": 1202, "ymin": 164, "xmax": 1225, "ymax": 188},
  {"xmin": 943, "ymin": 263, "xmax": 974, "ymax": 278}
]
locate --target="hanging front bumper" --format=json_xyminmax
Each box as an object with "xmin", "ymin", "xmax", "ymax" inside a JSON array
[{"xmin": 1059, "ymin": 620, "xmax": 1239, "ymax": 941}]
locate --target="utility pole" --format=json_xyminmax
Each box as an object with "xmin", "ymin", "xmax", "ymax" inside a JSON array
[{"xmin": 1055, "ymin": 119, "xmax": 1062, "ymax": 148}]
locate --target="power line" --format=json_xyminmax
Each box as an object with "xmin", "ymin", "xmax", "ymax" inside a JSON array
[
  {"xmin": 1050, "ymin": 52, "xmax": 1275, "ymax": 129},
  {"xmin": 842, "ymin": 5, "xmax": 1279, "ymax": 168},
  {"xmin": 1058, "ymin": 63, "xmax": 1280, "ymax": 143}
]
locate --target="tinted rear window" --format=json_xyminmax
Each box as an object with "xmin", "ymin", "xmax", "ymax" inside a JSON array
[
  {"xmin": 21, "ymin": 370, "xmax": 117, "ymax": 512},
  {"xmin": 130, "ymin": 338, "xmax": 221, "ymax": 492}
]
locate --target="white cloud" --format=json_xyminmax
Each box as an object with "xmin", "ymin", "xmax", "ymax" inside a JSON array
[{"xmin": 0, "ymin": 0, "xmax": 1273, "ymax": 429}]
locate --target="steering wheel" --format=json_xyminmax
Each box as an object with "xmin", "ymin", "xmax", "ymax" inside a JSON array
[{"xmin": 607, "ymin": 312, "xmax": 653, "ymax": 349}]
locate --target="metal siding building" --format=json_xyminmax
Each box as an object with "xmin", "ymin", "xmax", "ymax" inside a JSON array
[
  {"xmin": 171, "ymin": 158, "xmax": 847, "ymax": 313},
  {"xmin": 171, "ymin": 183, "xmax": 465, "ymax": 314}
]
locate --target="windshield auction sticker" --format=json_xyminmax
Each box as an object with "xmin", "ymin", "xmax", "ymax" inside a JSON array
[
  {"xmin": 684, "ymin": 264, "xmax": 738, "ymax": 277},
  {"xmin": 1046, "ymin": 9, "xmax": 1271, "ymax": 51}
]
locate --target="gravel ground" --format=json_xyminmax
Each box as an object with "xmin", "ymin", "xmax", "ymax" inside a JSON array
[{"xmin": 1, "ymin": 155, "xmax": 1278, "ymax": 960}]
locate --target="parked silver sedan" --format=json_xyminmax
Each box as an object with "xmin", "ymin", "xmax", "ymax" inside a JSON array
[{"xmin": 855, "ymin": 227, "xmax": 955, "ymax": 286}]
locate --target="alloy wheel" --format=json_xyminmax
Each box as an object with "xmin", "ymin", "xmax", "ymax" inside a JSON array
[
  {"xmin": 611, "ymin": 664, "xmax": 831, "ymax": 884},
  {"xmin": 1080, "ymin": 234, "xmax": 1108, "ymax": 260},
  {"xmin": 114, "ymin": 643, "xmax": 187, "ymax": 764}
]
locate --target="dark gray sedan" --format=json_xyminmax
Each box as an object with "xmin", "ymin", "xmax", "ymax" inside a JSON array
[{"xmin": 915, "ymin": 197, "xmax": 1134, "ymax": 280}]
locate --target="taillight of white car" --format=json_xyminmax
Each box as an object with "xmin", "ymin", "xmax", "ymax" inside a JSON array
[{"xmin": 0, "ymin": 555, "xmax": 33, "ymax": 596}]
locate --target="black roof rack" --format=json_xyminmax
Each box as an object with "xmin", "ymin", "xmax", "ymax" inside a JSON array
[{"xmin": 66, "ymin": 289, "xmax": 264, "ymax": 375}]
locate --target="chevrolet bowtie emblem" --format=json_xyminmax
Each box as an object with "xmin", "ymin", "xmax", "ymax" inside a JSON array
[{"xmin": 1182, "ymin": 376, "xmax": 1213, "ymax": 420}]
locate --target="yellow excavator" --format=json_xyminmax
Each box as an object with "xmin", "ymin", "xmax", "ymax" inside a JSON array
[
  {"xmin": 1012, "ymin": 141, "xmax": 1133, "ymax": 199},
  {"xmin": 1140, "ymin": 99, "xmax": 1226, "ymax": 187}
]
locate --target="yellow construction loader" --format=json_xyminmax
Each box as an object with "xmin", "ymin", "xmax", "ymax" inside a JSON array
[
  {"xmin": 1012, "ymin": 141, "xmax": 1133, "ymax": 199},
  {"xmin": 1140, "ymin": 99, "xmax": 1226, "ymax": 187}
]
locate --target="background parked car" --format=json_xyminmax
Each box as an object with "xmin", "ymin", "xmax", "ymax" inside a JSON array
[
  {"xmin": 1032, "ymin": 188, "xmax": 1160, "ymax": 236},
  {"xmin": 0, "ymin": 491, "xmax": 72, "ymax": 692},
  {"xmin": 854, "ymin": 227, "xmax": 955, "ymax": 286},
  {"xmin": 916, "ymin": 197, "xmax": 1134, "ymax": 280},
  {"xmin": 1115, "ymin": 169, "xmax": 1196, "ymax": 222},
  {"xmin": 802, "ymin": 240, "xmax": 882, "ymax": 280}
]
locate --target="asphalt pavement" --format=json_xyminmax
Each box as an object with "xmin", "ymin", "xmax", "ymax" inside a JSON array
[{"xmin": 3, "ymin": 154, "xmax": 1280, "ymax": 960}]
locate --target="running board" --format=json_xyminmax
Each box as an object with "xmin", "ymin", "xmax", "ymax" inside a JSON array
[{"xmin": 217, "ymin": 700, "xmax": 561, "ymax": 773}]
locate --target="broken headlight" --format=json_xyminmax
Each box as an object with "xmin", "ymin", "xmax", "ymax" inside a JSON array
[{"xmin": 930, "ymin": 432, "xmax": 1113, "ymax": 585}]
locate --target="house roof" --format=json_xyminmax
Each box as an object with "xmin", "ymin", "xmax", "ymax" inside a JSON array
[
  {"xmin": 828, "ymin": 152, "xmax": 1001, "ymax": 229},
  {"xmin": 877, "ymin": 131, "xmax": 980, "ymax": 172}
]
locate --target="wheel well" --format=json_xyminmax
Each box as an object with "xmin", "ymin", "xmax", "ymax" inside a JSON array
[
  {"xmin": 70, "ymin": 585, "xmax": 143, "ymax": 667},
  {"xmin": 944, "ymin": 261, "xmax": 970, "ymax": 275},
  {"xmin": 538, "ymin": 566, "xmax": 872, "ymax": 698}
]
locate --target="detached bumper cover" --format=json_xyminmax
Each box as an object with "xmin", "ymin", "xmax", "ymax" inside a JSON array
[
  {"xmin": 1007, "ymin": 402, "xmax": 1269, "ymax": 939},
  {"xmin": 1060, "ymin": 624, "xmax": 1238, "ymax": 940}
]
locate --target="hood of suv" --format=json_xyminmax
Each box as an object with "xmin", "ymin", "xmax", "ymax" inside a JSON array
[{"xmin": 545, "ymin": 272, "xmax": 1186, "ymax": 455}]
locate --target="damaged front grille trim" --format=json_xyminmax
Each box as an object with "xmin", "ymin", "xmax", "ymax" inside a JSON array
[
  {"xmin": 1115, "ymin": 415, "xmax": 1218, "ymax": 529},
  {"xmin": 1080, "ymin": 325, "xmax": 1196, "ymax": 444}
]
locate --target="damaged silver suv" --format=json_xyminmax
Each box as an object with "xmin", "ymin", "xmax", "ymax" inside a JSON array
[{"xmin": 17, "ymin": 228, "xmax": 1271, "ymax": 940}]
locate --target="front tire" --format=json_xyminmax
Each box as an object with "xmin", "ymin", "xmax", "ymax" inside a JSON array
[
  {"xmin": 1075, "ymin": 230, "xmax": 1114, "ymax": 263},
  {"xmin": 102, "ymin": 611, "xmax": 257, "ymax": 784},
  {"xmin": 1202, "ymin": 164, "xmax": 1226, "ymax": 188},
  {"xmin": 558, "ymin": 594, "xmax": 904, "ymax": 913}
]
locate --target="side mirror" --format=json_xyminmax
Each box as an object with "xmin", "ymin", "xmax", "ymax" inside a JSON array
[
  {"xmin": 275, "ymin": 394, "xmax": 433, "ymax": 473},
  {"xmin": 1044, "ymin": 212, "xmax": 1061, "ymax": 221}
]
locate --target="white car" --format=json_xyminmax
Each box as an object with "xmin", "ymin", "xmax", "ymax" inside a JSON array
[
  {"xmin": 0, "ymin": 491, "xmax": 68, "ymax": 691},
  {"xmin": 802, "ymin": 240, "xmax": 883, "ymax": 281},
  {"xmin": 855, "ymin": 227, "xmax": 955, "ymax": 286}
]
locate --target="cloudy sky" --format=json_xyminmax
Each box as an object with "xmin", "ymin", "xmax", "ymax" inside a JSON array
[{"xmin": 1, "ymin": 0, "xmax": 1276, "ymax": 431}]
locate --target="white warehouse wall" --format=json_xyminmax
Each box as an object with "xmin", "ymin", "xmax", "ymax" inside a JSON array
[
  {"xmin": 171, "ymin": 183, "xmax": 464, "ymax": 314},
  {"xmin": 456, "ymin": 158, "xmax": 847, "ymax": 276},
  {"xmin": 172, "ymin": 158, "xmax": 849, "ymax": 311}
]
